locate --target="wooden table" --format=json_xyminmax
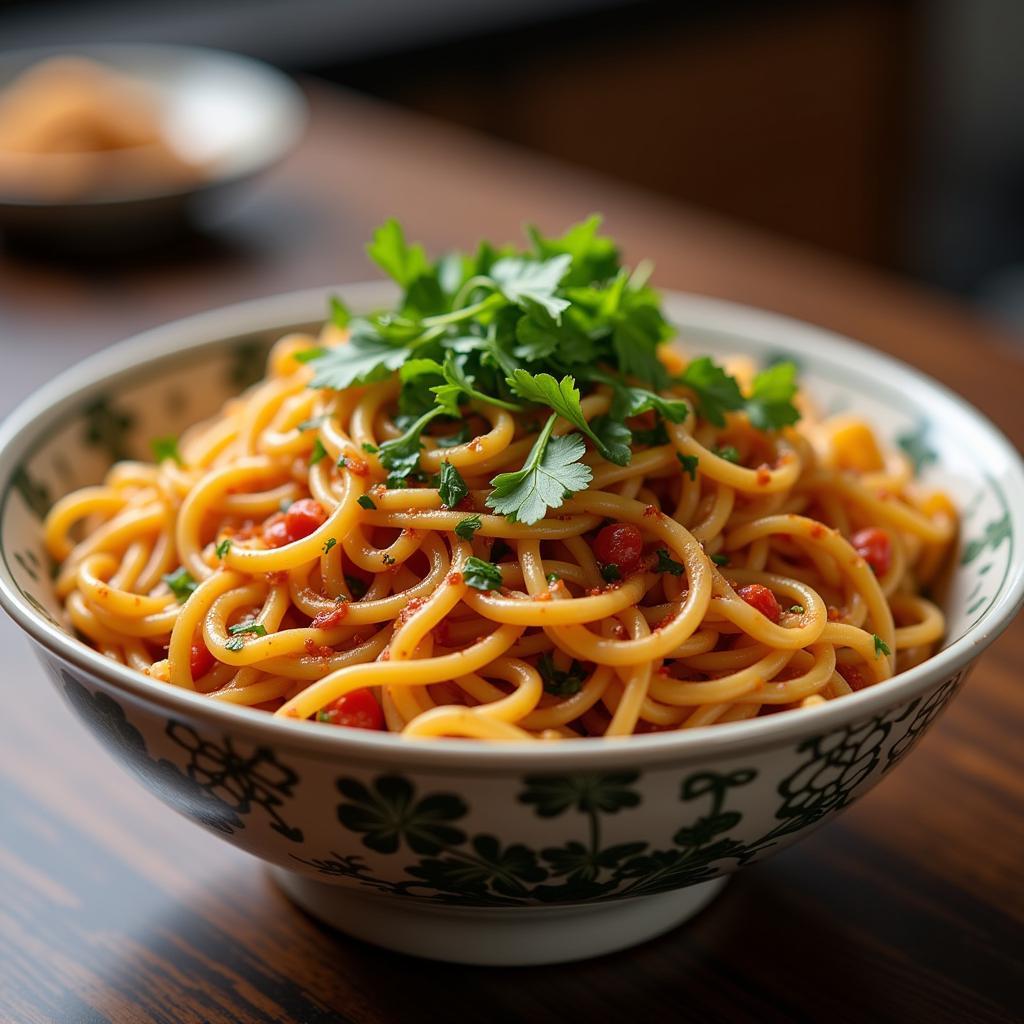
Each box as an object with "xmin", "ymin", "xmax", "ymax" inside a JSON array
[{"xmin": 1, "ymin": 83, "xmax": 1021, "ymax": 1024}]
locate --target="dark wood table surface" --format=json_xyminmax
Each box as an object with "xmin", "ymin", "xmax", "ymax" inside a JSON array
[{"xmin": 1, "ymin": 83, "xmax": 1022, "ymax": 1024}]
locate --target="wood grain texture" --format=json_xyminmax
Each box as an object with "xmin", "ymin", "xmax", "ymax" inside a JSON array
[{"xmin": 0, "ymin": 82, "xmax": 1021, "ymax": 1024}]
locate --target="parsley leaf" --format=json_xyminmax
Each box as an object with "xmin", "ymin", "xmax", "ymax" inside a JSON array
[
  {"xmin": 611, "ymin": 386, "xmax": 689, "ymax": 424},
  {"xmin": 677, "ymin": 453, "xmax": 699, "ymax": 480},
  {"xmin": 537, "ymin": 653, "xmax": 587, "ymax": 696},
  {"xmin": 746, "ymin": 361, "xmax": 801, "ymax": 431},
  {"xmin": 309, "ymin": 438, "xmax": 327, "ymax": 466},
  {"xmin": 345, "ymin": 574, "xmax": 367, "ymax": 598},
  {"xmin": 507, "ymin": 370, "xmax": 630, "ymax": 465},
  {"xmin": 432, "ymin": 351, "xmax": 521, "ymax": 414},
  {"xmin": 307, "ymin": 334, "xmax": 409, "ymax": 392},
  {"xmin": 655, "ymin": 549, "xmax": 684, "ymax": 575},
  {"xmin": 438, "ymin": 461, "xmax": 469, "ymax": 508},
  {"xmin": 366, "ymin": 219, "xmax": 431, "ymax": 289},
  {"xmin": 214, "ymin": 538, "xmax": 231, "ymax": 559},
  {"xmin": 873, "ymin": 634, "xmax": 892, "ymax": 657},
  {"xmin": 599, "ymin": 563, "xmax": 621, "ymax": 582},
  {"xmin": 464, "ymin": 556, "xmax": 503, "ymax": 592},
  {"xmin": 713, "ymin": 445, "xmax": 741, "ymax": 464},
  {"xmin": 329, "ymin": 295, "xmax": 351, "ymax": 328},
  {"xmin": 485, "ymin": 415, "xmax": 593, "ymax": 525},
  {"xmin": 151, "ymin": 436, "xmax": 182, "ymax": 465},
  {"xmin": 711, "ymin": 553, "xmax": 730, "ymax": 566},
  {"xmin": 323, "ymin": 538, "xmax": 337, "ymax": 554},
  {"xmin": 455, "ymin": 514, "xmax": 482, "ymax": 540},
  {"xmin": 162, "ymin": 567, "xmax": 196, "ymax": 603},
  {"xmin": 490, "ymin": 253, "xmax": 572, "ymax": 321},
  {"xmin": 526, "ymin": 214, "xmax": 619, "ymax": 287},
  {"xmin": 357, "ymin": 495, "xmax": 377, "ymax": 510},
  {"xmin": 228, "ymin": 622, "xmax": 268, "ymax": 637},
  {"xmin": 679, "ymin": 357, "xmax": 745, "ymax": 427},
  {"xmin": 377, "ymin": 407, "xmax": 444, "ymax": 485}
]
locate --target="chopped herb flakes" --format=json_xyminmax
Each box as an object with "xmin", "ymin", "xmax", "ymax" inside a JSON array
[
  {"xmin": 873, "ymin": 634, "xmax": 892, "ymax": 657},
  {"xmin": 655, "ymin": 549, "xmax": 684, "ymax": 575},
  {"xmin": 464, "ymin": 556, "xmax": 503, "ymax": 591},
  {"xmin": 455, "ymin": 514, "xmax": 482, "ymax": 540},
  {"xmin": 357, "ymin": 495, "xmax": 377, "ymax": 510},
  {"xmin": 162, "ymin": 568, "xmax": 196, "ymax": 603}
]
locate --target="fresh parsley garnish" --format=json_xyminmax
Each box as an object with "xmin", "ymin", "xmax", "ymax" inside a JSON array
[
  {"xmin": 873, "ymin": 634, "xmax": 892, "ymax": 657},
  {"xmin": 790, "ymin": 604, "xmax": 804, "ymax": 614},
  {"xmin": 599, "ymin": 563, "xmax": 621, "ymax": 583},
  {"xmin": 228, "ymin": 622, "xmax": 268, "ymax": 637},
  {"xmin": 309, "ymin": 438, "xmax": 327, "ymax": 466},
  {"xmin": 162, "ymin": 568, "xmax": 197, "ymax": 603},
  {"xmin": 357, "ymin": 495, "xmax": 377, "ymax": 510},
  {"xmin": 297, "ymin": 415, "xmax": 326, "ymax": 432},
  {"xmin": 438, "ymin": 461, "xmax": 469, "ymax": 509},
  {"xmin": 323, "ymin": 538, "xmax": 337, "ymax": 554},
  {"xmin": 464, "ymin": 556, "xmax": 503, "ymax": 592},
  {"xmin": 746, "ymin": 361, "xmax": 800, "ymax": 431},
  {"xmin": 679, "ymin": 357, "xmax": 745, "ymax": 427},
  {"xmin": 711, "ymin": 553, "xmax": 730, "ymax": 566},
  {"xmin": 485, "ymin": 415, "xmax": 593, "ymax": 525},
  {"xmin": 151, "ymin": 436, "xmax": 182, "ymax": 465},
  {"xmin": 214, "ymin": 538, "xmax": 231, "ymax": 559},
  {"xmin": 713, "ymin": 445, "xmax": 741, "ymax": 464},
  {"xmin": 345, "ymin": 574, "xmax": 368, "ymax": 598},
  {"xmin": 537, "ymin": 653, "xmax": 587, "ymax": 696},
  {"xmin": 329, "ymin": 295, "xmax": 351, "ymax": 328},
  {"xmin": 361, "ymin": 442, "xmax": 379, "ymax": 453},
  {"xmin": 377, "ymin": 407, "xmax": 444, "ymax": 486},
  {"xmin": 655, "ymin": 549, "xmax": 684, "ymax": 575},
  {"xmin": 546, "ymin": 572, "xmax": 560, "ymax": 584},
  {"xmin": 455, "ymin": 514, "xmax": 482, "ymax": 540},
  {"xmin": 677, "ymin": 453, "xmax": 699, "ymax": 480}
]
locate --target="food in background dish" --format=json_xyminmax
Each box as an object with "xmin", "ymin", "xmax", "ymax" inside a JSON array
[
  {"xmin": 44, "ymin": 218, "xmax": 957, "ymax": 738},
  {"xmin": 0, "ymin": 56, "xmax": 202, "ymax": 200}
]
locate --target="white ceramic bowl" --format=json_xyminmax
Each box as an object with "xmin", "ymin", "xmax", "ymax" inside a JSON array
[
  {"xmin": 1, "ymin": 285, "xmax": 1021, "ymax": 965},
  {"xmin": 0, "ymin": 44, "xmax": 307, "ymax": 247}
]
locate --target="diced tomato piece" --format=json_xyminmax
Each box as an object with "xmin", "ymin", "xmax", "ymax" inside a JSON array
[
  {"xmin": 838, "ymin": 663, "xmax": 871, "ymax": 691},
  {"xmin": 190, "ymin": 639, "xmax": 215, "ymax": 679},
  {"xmin": 311, "ymin": 604, "xmax": 348, "ymax": 630},
  {"xmin": 317, "ymin": 688, "xmax": 384, "ymax": 730},
  {"xmin": 285, "ymin": 498, "xmax": 328, "ymax": 541},
  {"xmin": 263, "ymin": 518, "xmax": 291, "ymax": 548},
  {"xmin": 593, "ymin": 523, "xmax": 644, "ymax": 574},
  {"xmin": 851, "ymin": 527, "xmax": 892, "ymax": 576},
  {"xmin": 737, "ymin": 583, "xmax": 781, "ymax": 623}
]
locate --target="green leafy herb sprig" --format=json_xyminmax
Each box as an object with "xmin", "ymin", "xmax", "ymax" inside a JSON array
[{"xmin": 305, "ymin": 216, "xmax": 800, "ymax": 525}]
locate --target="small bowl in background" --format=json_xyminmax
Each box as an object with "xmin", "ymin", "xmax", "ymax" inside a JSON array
[{"xmin": 0, "ymin": 43, "xmax": 307, "ymax": 252}]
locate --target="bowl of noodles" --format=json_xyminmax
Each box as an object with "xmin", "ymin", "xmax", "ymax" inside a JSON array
[{"xmin": 1, "ymin": 219, "xmax": 1021, "ymax": 965}]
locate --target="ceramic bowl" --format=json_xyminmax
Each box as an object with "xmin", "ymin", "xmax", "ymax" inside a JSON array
[
  {"xmin": 0, "ymin": 43, "xmax": 307, "ymax": 250},
  {"xmin": 1, "ymin": 285, "xmax": 1021, "ymax": 966}
]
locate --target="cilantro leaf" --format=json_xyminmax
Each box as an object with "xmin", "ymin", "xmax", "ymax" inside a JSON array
[
  {"xmin": 490, "ymin": 254, "xmax": 572, "ymax": 321},
  {"xmin": 438, "ymin": 461, "xmax": 468, "ymax": 509},
  {"xmin": 486, "ymin": 415, "xmax": 593, "ymax": 525},
  {"xmin": 455, "ymin": 514, "xmax": 482, "ymax": 540},
  {"xmin": 746, "ymin": 361, "xmax": 801, "ymax": 431},
  {"xmin": 655, "ymin": 549, "xmax": 684, "ymax": 575},
  {"xmin": 507, "ymin": 370, "xmax": 630, "ymax": 466},
  {"xmin": 679, "ymin": 357, "xmax": 745, "ymax": 427},
  {"xmin": 537, "ymin": 653, "xmax": 587, "ymax": 696},
  {"xmin": 464, "ymin": 556, "xmax": 503, "ymax": 592},
  {"xmin": 151, "ymin": 436, "xmax": 182, "ymax": 465},
  {"xmin": 162, "ymin": 568, "xmax": 197, "ymax": 603},
  {"xmin": 377, "ymin": 407, "xmax": 444, "ymax": 485}
]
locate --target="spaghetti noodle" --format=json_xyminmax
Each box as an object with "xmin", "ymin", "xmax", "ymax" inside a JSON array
[{"xmin": 44, "ymin": 220, "xmax": 957, "ymax": 739}]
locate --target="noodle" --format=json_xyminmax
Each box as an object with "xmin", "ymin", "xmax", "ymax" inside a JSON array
[{"xmin": 43, "ymin": 224, "xmax": 957, "ymax": 740}]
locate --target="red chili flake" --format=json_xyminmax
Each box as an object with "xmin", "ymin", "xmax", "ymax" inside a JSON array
[
  {"xmin": 533, "ymin": 591, "xmax": 552, "ymax": 602},
  {"xmin": 827, "ymin": 605, "xmax": 841, "ymax": 621},
  {"xmin": 312, "ymin": 604, "xmax": 349, "ymax": 630},
  {"xmin": 447, "ymin": 572, "xmax": 464, "ymax": 586},
  {"xmin": 265, "ymin": 571, "xmax": 287, "ymax": 585},
  {"xmin": 344, "ymin": 455, "xmax": 370, "ymax": 476},
  {"xmin": 810, "ymin": 523, "xmax": 826, "ymax": 540},
  {"xmin": 756, "ymin": 464, "xmax": 772, "ymax": 486},
  {"xmin": 304, "ymin": 638, "xmax": 318, "ymax": 655},
  {"xmin": 370, "ymin": 483, "xmax": 387, "ymax": 497},
  {"xmin": 379, "ymin": 649, "xmax": 391, "ymax": 662},
  {"xmin": 395, "ymin": 597, "xmax": 427, "ymax": 626},
  {"xmin": 317, "ymin": 645, "xmax": 334, "ymax": 659},
  {"xmin": 643, "ymin": 504, "xmax": 660, "ymax": 518}
]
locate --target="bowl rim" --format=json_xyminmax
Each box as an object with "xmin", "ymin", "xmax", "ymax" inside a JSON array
[
  {"xmin": 1, "ymin": 284, "xmax": 1021, "ymax": 770},
  {"xmin": 0, "ymin": 41, "xmax": 308, "ymax": 209}
]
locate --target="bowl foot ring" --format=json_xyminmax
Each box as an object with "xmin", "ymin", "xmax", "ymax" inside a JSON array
[{"xmin": 270, "ymin": 867, "xmax": 727, "ymax": 965}]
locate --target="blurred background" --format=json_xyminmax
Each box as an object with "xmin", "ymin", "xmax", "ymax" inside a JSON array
[{"xmin": 1, "ymin": 0, "xmax": 1023, "ymax": 332}]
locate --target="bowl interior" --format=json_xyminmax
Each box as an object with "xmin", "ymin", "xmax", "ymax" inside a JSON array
[{"xmin": 1, "ymin": 285, "xmax": 1021, "ymax": 738}]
